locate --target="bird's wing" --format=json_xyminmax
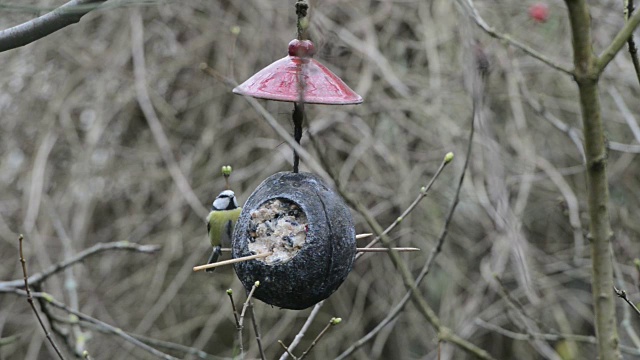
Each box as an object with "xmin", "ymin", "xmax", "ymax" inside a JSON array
[{"xmin": 221, "ymin": 220, "xmax": 234, "ymax": 248}]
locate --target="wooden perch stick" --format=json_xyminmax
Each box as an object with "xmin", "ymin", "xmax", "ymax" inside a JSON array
[
  {"xmin": 355, "ymin": 233, "xmax": 373, "ymax": 239},
  {"xmin": 193, "ymin": 252, "xmax": 272, "ymax": 272},
  {"xmin": 355, "ymin": 247, "xmax": 420, "ymax": 252},
  {"xmin": 217, "ymin": 247, "xmax": 420, "ymax": 253},
  {"xmin": 195, "ymin": 232, "xmax": 419, "ymax": 271}
]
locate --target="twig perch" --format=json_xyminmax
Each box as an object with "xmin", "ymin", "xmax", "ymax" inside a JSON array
[
  {"xmin": 196, "ymin": 248, "xmax": 419, "ymax": 271},
  {"xmin": 355, "ymin": 247, "xmax": 420, "ymax": 252},
  {"xmin": 218, "ymin": 247, "xmax": 419, "ymax": 253},
  {"xmin": 192, "ymin": 253, "xmax": 272, "ymax": 272},
  {"xmin": 355, "ymin": 233, "xmax": 373, "ymax": 239}
]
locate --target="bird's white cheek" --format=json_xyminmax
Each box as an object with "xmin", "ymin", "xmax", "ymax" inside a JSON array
[{"xmin": 213, "ymin": 198, "xmax": 229, "ymax": 210}]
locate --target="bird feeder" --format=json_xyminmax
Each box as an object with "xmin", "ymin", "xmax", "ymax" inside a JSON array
[
  {"xmin": 229, "ymin": 1, "xmax": 362, "ymax": 309},
  {"xmin": 232, "ymin": 172, "xmax": 356, "ymax": 310}
]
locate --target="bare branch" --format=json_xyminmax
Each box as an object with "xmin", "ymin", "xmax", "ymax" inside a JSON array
[
  {"xmin": 0, "ymin": 241, "xmax": 161, "ymax": 291},
  {"xmin": 238, "ymin": 282, "xmax": 260, "ymax": 359},
  {"xmin": 37, "ymin": 291, "xmax": 178, "ymax": 360},
  {"xmin": 0, "ymin": 0, "xmax": 107, "ymax": 52},
  {"xmin": 249, "ymin": 302, "xmax": 266, "ymax": 360},
  {"xmin": 597, "ymin": 4, "xmax": 640, "ymax": 74},
  {"xmin": 298, "ymin": 318, "xmax": 341, "ymax": 360},
  {"xmin": 565, "ymin": 0, "xmax": 621, "ymax": 358},
  {"xmin": 279, "ymin": 301, "xmax": 324, "ymax": 360},
  {"xmin": 19, "ymin": 235, "xmax": 65, "ymax": 359}
]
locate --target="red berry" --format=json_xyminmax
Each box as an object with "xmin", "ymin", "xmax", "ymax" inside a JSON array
[
  {"xmin": 529, "ymin": 3, "xmax": 549, "ymax": 23},
  {"xmin": 288, "ymin": 39, "xmax": 316, "ymax": 57}
]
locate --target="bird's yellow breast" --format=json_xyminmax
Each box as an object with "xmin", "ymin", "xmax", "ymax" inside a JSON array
[{"xmin": 207, "ymin": 207, "xmax": 242, "ymax": 247}]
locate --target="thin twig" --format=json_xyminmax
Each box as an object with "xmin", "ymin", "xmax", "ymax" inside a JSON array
[
  {"xmin": 278, "ymin": 301, "xmax": 324, "ymax": 360},
  {"xmin": 227, "ymin": 289, "xmax": 240, "ymax": 327},
  {"xmin": 33, "ymin": 284, "xmax": 77, "ymax": 356},
  {"xmin": 298, "ymin": 318, "xmax": 341, "ymax": 360},
  {"xmin": 612, "ymin": 255, "xmax": 640, "ymax": 349},
  {"xmin": 249, "ymin": 302, "xmax": 266, "ymax": 360},
  {"xmin": 355, "ymin": 152, "xmax": 453, "ymax": 260},
  {"xmin": 597, "ymin": 3, "xmax": 640, "ymax": 74},
  {"xmin": 238, "ymin": 282, "xmax": 260, "ymax": 359},
  {"xmin": 192, "ymin": 252, "xmax": 272, "ymax": 272},
  {"xmin": 614, "ymin": 287, "xmax": 640, "ymax": 319},
  {"xmin": 19, "ymin": 235, "xmax": 65, "ymax": 360},
  {"xmin": 625, "ymin": 0, "xmax": 640, "ymax": 86},
  {"xmin": 0, "ymin": 0, "xmax": 107, "ymax": 52},
  {"xmin": 278, "ymin": 341, "xmax": 297, "ymax": 359},
  {"xmin": 0, "ymin": 241, "xmax": 161, "ymax": 290},
  {"xmin": 239, "ymin": 282, "xmax": 260, "ymax": 327}
]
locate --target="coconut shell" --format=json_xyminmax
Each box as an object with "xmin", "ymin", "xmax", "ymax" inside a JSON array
[{"xmin": 232, "ymin": 171, "xmax": 356, "ymax": 310}]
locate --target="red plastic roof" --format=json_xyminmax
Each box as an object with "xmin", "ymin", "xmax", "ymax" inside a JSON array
[{"xmin": 233, "ymin": 41, "xmax": 363, "ymax": 105}]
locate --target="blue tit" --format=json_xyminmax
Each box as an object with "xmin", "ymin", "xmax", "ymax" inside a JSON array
[{"xmin": 206, "ymin": 190, "xmax": 242, "ymax": 272}]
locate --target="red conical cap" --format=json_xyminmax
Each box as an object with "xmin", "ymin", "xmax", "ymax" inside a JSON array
[{"xmin": 233, "ymin": 39, "xmax": 363, "ymax": 105}]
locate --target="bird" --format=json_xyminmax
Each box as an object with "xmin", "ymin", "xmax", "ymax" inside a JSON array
[{"xmin": 206, "ymin": 189, "xmax": 242, "ymax": 272}]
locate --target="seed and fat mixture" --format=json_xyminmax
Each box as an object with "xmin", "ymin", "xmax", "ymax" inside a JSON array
[{"xmin": 248, "ymin": 199, "xmax": 307, "ymax": 264}]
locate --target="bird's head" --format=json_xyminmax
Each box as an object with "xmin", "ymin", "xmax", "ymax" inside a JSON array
[{"xmin": 212, "ymin": 190, "xmax": 239, "ymax": 211}]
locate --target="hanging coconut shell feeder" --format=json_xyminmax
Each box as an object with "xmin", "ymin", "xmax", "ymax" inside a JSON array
[{"xmin": 232, "ymin": 172, "xmax": 356, "ymax": 310}]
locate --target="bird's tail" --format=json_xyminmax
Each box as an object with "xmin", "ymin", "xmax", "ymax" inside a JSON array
[{"xmin": 206, "ymin": 245, "xmax": 221, "ymax": 273}]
